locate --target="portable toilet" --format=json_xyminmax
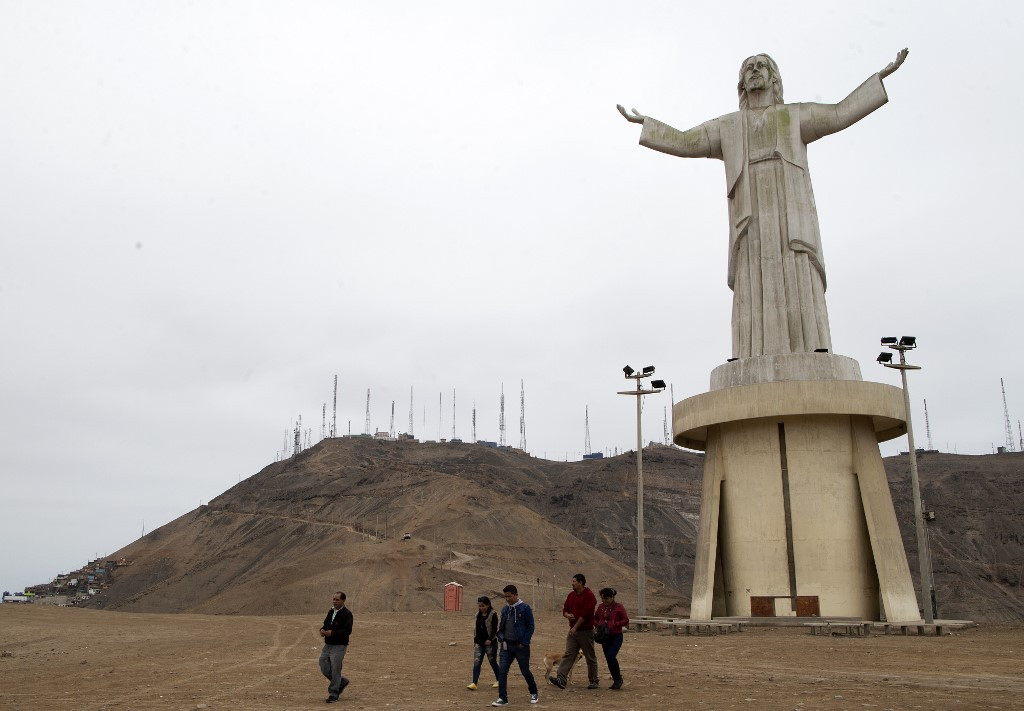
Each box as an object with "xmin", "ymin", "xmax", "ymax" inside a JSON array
[{"xmin": 443, "ymin": 581, "xmax": 463, "ymax": 612}]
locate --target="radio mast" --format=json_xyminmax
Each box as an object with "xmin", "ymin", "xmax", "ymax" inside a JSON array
[
  {"xmin": 519, "ymin": 379, "xmax": 526, "ymax": 451},
  {"xmin": 499, "ymin": 384, "xmax": 506, "ymax": 446},
  {"xmin": 408, "ymin": 386, "xmax": 414, "ymax": 437},
  {"xmin": 452, "ymin": 388, "xmax": 457, "ymax": 440},
  {"xmin": 389, "ymin": 401, "xmax": 395, "ymax": 439},
  {"xmin": 924, "ymin": 399, "xmax": 934, "ymax": 452},
  {"xmin": 585, "ymin": 406, "xmax": 591, "ymax": 456},
  {"xmin": 1002, "ymin": 378, "xmax": 1015, "ymax": 452},
  {"xmin": 472, "ymin": 401, "xmax": 477, "ymax": 443},
  {"xmin": 364, "ymin": 389, "xmax": 371, "ymax": 435},
  {"xmin": 331, "ymin": 375, "xmax": 338, "ymax": 438}
]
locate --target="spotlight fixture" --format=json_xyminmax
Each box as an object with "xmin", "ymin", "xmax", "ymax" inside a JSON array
[
  {"xmin": 877, "ymin": 352, "xmax": 893, "ymax": 363},
  {"xmin": 651, "ymin": 379, "xmax": 666, "ymax": 389},
  {"xmin": 880, "ymin": 337, "xmax": 898, "ymax": 345},
  {"xmin": 898, "ymin": 336, "xmax": 917, "ymax": 348},
  {"xmin": 642, "ymin": 366, "xmax": 656, "ymax": 375},
  {"xmin": 623, "ymin": 365, "xmax": 635, "ymax": 377}
]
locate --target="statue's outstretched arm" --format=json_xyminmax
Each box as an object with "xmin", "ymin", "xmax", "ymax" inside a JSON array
[
  {"xmin": 616, "ymin": 104, "xmax": 646, "ymax": 124},
  {"xmin": 879, "ymin": 48, "xmax": 909, "ymax": 80}
]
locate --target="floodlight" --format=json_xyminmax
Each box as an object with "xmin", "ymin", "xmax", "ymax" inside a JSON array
[
  {"xmin": 881, "ymin": 337, "xmax": 898, "ymax": 345},
  {"xmin": 898, "ymin": 336, "xmax": 917, "ymax": 348},
  {"xmin": 651, "ymin": 379, "xmax": 666, "ymax": 389},
  {"xmin": 623, "ymin": 365, "xmax": 635, "ymax": 376},
  {"xmin": 642, "ymin": 366, "xmax": 655, "ymax": 375},
  {"xmin": 813, "ymin": 348, "xmax": 829, "ymax": 353},
  {"xmin": 877, "ymin": 352, "xmax": 893, "ymax": 363}
]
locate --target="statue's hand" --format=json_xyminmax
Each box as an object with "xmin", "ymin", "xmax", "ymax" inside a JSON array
[
  {"xmin": 616, "ymin": 104, "xmax": 646, "ymax": 124},
  {"xmin": 879, "ymin": 48, "xmax": 908, "ymax": 80}
]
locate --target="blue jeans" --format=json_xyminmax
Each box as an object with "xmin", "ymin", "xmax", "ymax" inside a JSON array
[
  {"xmin": 473, "ymin": 641, "xmax": 499, "ymax": 684},
  {"xmin": 600, "ymin": 634, "xmax": 624, "ymax": 681},
  {"xmin": 498, "ymin": 641, "xmax": 538, "ymax": 701},
  {"xmin": 319, "ymin": 643, "xmax": 349, "ymax": 698}
]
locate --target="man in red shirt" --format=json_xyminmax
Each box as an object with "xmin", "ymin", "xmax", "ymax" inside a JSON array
[{"xmin": 547, "ymin": 573, "xmax": 599, "ymax": 690}]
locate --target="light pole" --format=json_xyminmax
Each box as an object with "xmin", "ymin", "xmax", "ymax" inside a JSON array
[
  {"xmin": 617, "ymin": 365, "xmax": 666, "ymax": 617},
  {"xmin": 878, "ymin": 336, "xmax": 937, "ymax": 623}
]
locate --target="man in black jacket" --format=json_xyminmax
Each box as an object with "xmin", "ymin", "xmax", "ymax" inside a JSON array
[{"xmin": 318, "ymin": 591, "xmax": 353, "ymax": 703}]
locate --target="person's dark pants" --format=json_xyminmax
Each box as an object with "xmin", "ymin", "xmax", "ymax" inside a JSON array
[
  {"xmin": 600, "ymin": 634, "xmax": 624, "ymax": 682},
  {"xmin": 497, "ymin": 641, "xmax": 538, "ymax": 701},
  {"xmin": 319, "ymin": 643, "xmax": 349, "ymax": 699},
  {"xmin": 556, "ymin": 628, "xmax": 598, "ymax": 684},
  {"xmin": 473, "ymin": 641, "xmax": 500, "ymax": 684}
]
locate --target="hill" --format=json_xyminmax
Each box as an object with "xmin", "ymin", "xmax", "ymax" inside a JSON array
[{"xmin": 78, "ymin": 438, "xmax": 1023, "ymax": 621}]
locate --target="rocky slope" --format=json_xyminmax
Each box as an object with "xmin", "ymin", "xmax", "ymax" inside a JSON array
[{"xmin": 82, "ymin": 438, "xmax": 1022, "ymax": 621}]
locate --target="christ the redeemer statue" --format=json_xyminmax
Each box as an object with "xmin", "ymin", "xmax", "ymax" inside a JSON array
[{"xmin": 618, "ymin": 50, "xmax": 907, "ymax": 359}]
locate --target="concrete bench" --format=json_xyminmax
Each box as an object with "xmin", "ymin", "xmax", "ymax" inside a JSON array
[
  {"xmin": 668, "ymin": 621, "xmax": 739, "ymax": 636},
  {"xmin": 876, "ymin": 622, "xmax": 959, "ymax": 636},
  {"xmin": 805, "ymin": 621, "xmax": 871, "ymax": 636}
]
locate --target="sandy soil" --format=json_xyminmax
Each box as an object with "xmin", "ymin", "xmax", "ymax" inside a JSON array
[{"xmin": 2, "ymin": 605, "xmax": 1023, "ymax": 710}]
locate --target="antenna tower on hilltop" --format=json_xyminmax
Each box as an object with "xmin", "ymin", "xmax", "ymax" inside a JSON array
[
  {"xmin": 924, "ymin": 399, "xmax": 933, "ymax": 452},
  {"xmin": 390, "ymin": 401, "xmax": 395, "ymax": 439},
  {"xmin": 519, "ymin": 379, "xmax": 526, "ymax": 450},
  {"xmin": 293, "ymin": 415, "xmax": 302, "ymax": 456},
  {"xmin": 585, "ymin": 406, "xmax": 591, "ymax": 456},
  {"xmin": 438, "ymin": 392, "xmax": 442, "ymax": 440},
  {"xmin": 663, "ymin": 406, "xmax": 670, "ymax": 445},
  {"xmin": 322, "ymin": 403, "xmax": 327, "ymax": 441},
  {"xmin": 331, "ymin": 375, "xmax": 338, "ymax": 438},
  {"xmin": 499, "ymin": 384, "xmax": 506, "ymax": 446},
  {"xmin": 408, "ymin": 386, "xmax": 414, "ymax": 437},
  {"xmin": 472, "ymin": 402, "xmax": 477, "ymax": 443},
  {"xmin": 1002, "ymin": 378, "xmax": 1015, "ymax": 452},
  {"xmin": 452, "ymin": 388, "xmax": 457, "ymax": 440},
  {"xmin": 364, "ymin": 389, "xmax": 371, "ymax": 435}
]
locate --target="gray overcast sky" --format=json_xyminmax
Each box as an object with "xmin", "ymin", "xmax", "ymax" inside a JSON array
[{"xmin": 2, "ymin": 1, "xmax": 1022, "ymax": 594}]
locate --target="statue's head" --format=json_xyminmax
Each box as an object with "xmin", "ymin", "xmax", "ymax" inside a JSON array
[{"xmin": 737, "ymin": 54, "xmax": 783, "ymax": 108}]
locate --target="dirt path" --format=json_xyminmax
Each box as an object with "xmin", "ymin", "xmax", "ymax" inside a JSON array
[{"xmin": 2, "ymin": 605, "xmax": 1022, "ymax": 710}]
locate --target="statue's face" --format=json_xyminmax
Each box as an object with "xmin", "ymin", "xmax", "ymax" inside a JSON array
[{"xmin": 742, "ymin": 55, "xmax": 772, "ymax": 92}]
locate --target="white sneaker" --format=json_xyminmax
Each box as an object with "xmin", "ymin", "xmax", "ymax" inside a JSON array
[
  {"xmin": 530, "ymin": 692, "xmax": 539, "ymax": 704},
  {"xmin": 491, "ymin": 700, "xmax": 508, "ymax": 707}
]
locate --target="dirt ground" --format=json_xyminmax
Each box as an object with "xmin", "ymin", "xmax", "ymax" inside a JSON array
[{"xmin": 2, "ymin": 606, "xmax": 1023, "ymax": 710}]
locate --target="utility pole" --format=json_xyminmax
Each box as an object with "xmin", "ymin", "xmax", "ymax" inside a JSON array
[{"xmin": 617, "ymin": 365, "xmax": 666, "ymax": 617}]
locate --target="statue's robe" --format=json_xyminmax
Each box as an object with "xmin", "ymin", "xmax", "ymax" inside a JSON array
[{"xmin": 638, "ymin": 74, "xmax": 888, "ymax": 358}]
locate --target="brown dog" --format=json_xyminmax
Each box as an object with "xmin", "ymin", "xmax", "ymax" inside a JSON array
[{"xmin": 543, "ymin": 649, "xmax": 583, "ymax": 683}]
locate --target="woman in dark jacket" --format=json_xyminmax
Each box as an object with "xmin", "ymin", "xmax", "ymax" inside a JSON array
[
  {"xmin": 468, "ymin": 595, "xmax": 500, "ymax": 690},
  {"xmin": 594, "ymin": 587, "xmax": 630, "ymax": 689}
]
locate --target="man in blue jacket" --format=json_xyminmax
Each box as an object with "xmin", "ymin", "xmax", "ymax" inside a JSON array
[
  {"xmin": 318, "ymin": 591, "xmax": 353, "ymax": 703},
  {"xmin": 492, "ymin": 584, "xmax": 539, "ymax": 706}
]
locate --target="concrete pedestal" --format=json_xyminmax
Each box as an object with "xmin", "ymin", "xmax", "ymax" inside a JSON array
[{"xmin": 674, "ymin": 354, "xmax": 922, "ymax": 622}]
